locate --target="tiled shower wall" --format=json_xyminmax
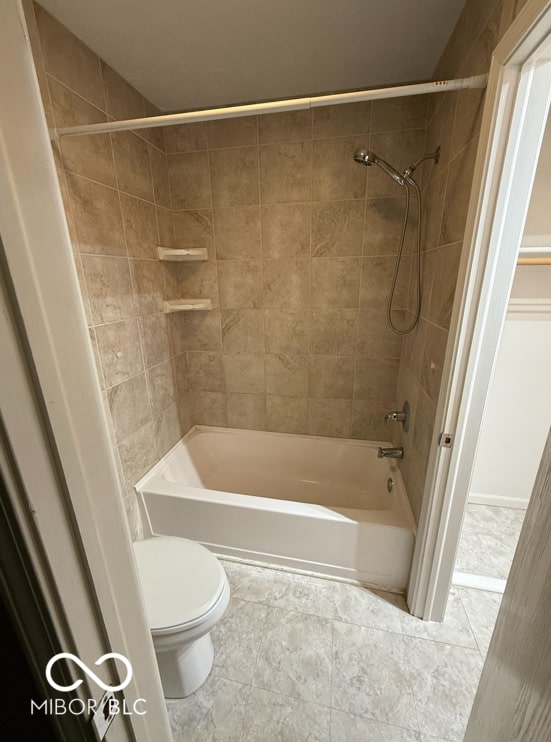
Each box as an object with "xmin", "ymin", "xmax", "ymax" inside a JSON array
[
  {"xmin": 161, "ymin": 98, "xmax": 428, "ymax": 438},
  {"xmin": 394, "ymin": 0, "xmax": 527, "ymax": 521},
  {"xmin": 26, "ymin": 2, "xmax": 192, "ymax": 539}
]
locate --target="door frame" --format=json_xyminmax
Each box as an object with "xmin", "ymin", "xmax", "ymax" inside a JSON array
[
  {"xmin": 408, "ymin": 0, "xmax": 551, "ymax": 620},
  {"xmin": 0, "ymin": 3, "xmax": 172, "ymax": 738}
]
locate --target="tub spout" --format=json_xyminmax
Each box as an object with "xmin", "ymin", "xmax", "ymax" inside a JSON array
[{"xmin": 377, "ymin": 447, "xmax": 404, "ymax": 459}]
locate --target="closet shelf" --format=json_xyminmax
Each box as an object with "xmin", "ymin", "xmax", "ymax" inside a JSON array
[
  {"xmin": 157, "ymin": 246, "xmax": 208, "ymax": 261},
  {"xmin": 163, "ymin": 299, "xmax": 213, "ymax": 313}
]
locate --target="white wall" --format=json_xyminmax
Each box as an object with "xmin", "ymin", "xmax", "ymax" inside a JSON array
[
  {"xmin": 470, "ymin": 303, "xmax": 551, "ymax": 507},
  {"xmin": 470, "ymin": 111, "xmax": 551, "ymax": 509}
]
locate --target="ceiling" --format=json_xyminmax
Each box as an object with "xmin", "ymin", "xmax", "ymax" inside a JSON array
[{"xmin": 39, "ymin": 0, "xmax": 466, "ymax": 112}]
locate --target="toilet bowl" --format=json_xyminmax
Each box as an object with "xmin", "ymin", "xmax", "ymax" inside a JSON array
[{"xmin": 133, "ymin": 536, "xmax": 230, "ymax": 698}]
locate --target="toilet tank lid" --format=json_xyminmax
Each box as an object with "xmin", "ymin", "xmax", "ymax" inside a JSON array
[{"xmin": 132, "ymin": 537, "xmax": 226, "ymax": 631}]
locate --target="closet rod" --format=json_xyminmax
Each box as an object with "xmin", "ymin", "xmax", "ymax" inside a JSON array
[{"xmin": 50, "ymin": 74, "xmax": 488, "ymax": 139}]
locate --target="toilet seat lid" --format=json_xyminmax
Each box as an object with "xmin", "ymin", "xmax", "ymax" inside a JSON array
[{"xmin": 133, "ymin": 537, "xmax": 226, "ymax": 631}]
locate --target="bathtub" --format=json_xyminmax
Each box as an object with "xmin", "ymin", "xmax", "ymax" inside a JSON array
[{"xmin": 136, "ymin": 426, "xmax": 416, "ymax": 591}]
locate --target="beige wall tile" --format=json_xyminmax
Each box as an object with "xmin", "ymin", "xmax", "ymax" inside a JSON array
[
  {"xmin": 67, "ymin": 174, "xmax": 126, "ymax": 256},
  {"xmin": 210, "ymin": 147, "xmax": 259, "ymax": 207},
  {"xmin": 311, "ymin": 200, "xmax": 364, "ymax": 257},
  {"xmin": 147, "ymin": 360, "xmax": 176, "ymax": 416},
  {"xmin": 218, "ymin": 260, "xmax": 262, "ymax": 308},
  {"xmin": 221, "ymin": 309, "xmax": 264, "ymax": 353},
  {"xmin": 163, "ymin": 123, "xmax": 208, "ymax": 153},
  {"xmin": 130, "ymin": 259, "xmax": 164, "ymax": 314},
  {"xmin": 440, "ymin": 136, "xmax": 478, "ymax": 245},
  {"xmin": 371, "ymin": 96, "xmax": 428, "ymax": 133},
  {"xmin": 154, "ymin": 402, "xmax": 182, "ymax": 457},
  {"xmin": 363, "ymin": 197, "xmax": 414, "ymax": 256},
  {"xmin": 168, "ymin": 151, "xmax": 211, "ymax": 209},
  {"xmin": 108, "ymin": 373, "xmax": 150, "ymax": 442},
  {"xmin": 356, "ymin": 310, "xmax": 403, "ymax": 358},
  {"xmin": 192, "ymin": 391, "xmax": 228, "ymax": 426},
  {"xmin": 353, "ymin": 357, "xmax": 400, "ymax": 400},
  {"xmin": 263, "ymin": 259, "xmax": 310, "ymax": 308},
  {"xmin": 173, "ymin": 210, "xmax": 213, "ymax": 252},
  {"xmin": 157, "ymin": 206, "xmax": 175, "ymax": 248},
  {"xmin": 227, "ymin": 394, "xmax": 266, "ymax": 430},
  {"xmin": 266, "ymin": 396, "xmax": 308, "ymax": 434},
  {"xmin": 308, "ymin": 399, "xmax": 352, "ymax": 438},
  {"xmin": 308, "ymin": 355, "xmax": 355, "ymax": 399},
  {"xmin": 138, "ymin": 313, "xmax": 171, "ymax": 367},
  {"xmin": 422, "ymin": 172, "xmax": 446, "ymax": 252},
  {"xmin": 421, "ymin": 323, "xmax": 448, "ymax": 404},
  {"xmin": 179, "ymin": 261, "xmax": 219, "ymax": 307},
  {"xmin": 312, "ymin": 137, "xmax": 367, "ymax": 201},
  {"xmin": 102, "ymin": 62, "xmax": 144, "ymax": 121},
  {"xmin": 214, "ymin": 207, "xmax": 261, "ymax": 259},
  {"xmin": 161, "ymin": 262, "xmax": 180, "ymax": 301},
  {"xmin": 311, "ymin": 258, "xmax": 361, "ymax": 308},
  {"xmin": 82, "ymin": 254, "xmax": 135, "ymax": 324},
  {"xmin": 360, "ymin": 256, "xmax": 407, "ymax": 310},
  {"xmin": 261, "ymin": 203, "xmax": 311, "ymax": 259},
  {"xmin": 49, "ymin": 78, "xmax": 115, "ymax": 187},
  {"xmin": 95, "ymin": 319, "xmax": 143, "ymax": 387},
  {"xmin": 309, "ymin": 309, "xmax": 357, "ymax": 355},
  {"xmin": 117, "ymin": 420, "xmax": 159, "ymax": 490},
  {"xmin": 36, "ymin": 6, "xmax": 104, "ymax": 110},
  {"xmin": 264, "ymin": 309, "xmax": 310, "ymax": 354},
  {"xmin": 119, "ymin": 194, "xmax": 157, "ymax": 259},
  {"xmin": 112, "ymin": 131, "xmax": 154, "ymax": 202},
  {"xmin": 265, "ymin": 354, "xmax": 308, "ymax": 397},
  {"xmin": 172, "ymin": 354, "xmax": 190, "ymax": 402},
  {"xmin": 223, "ymin": 354, "xmax": 265, "ymax": 394},
  {"xmin": 401, "ymin": 318, "xmax": 426, "ymax": 383},
  {"xmin": 259, "ymin": 141, "xmax": 312, "ymax": 203},
  {"xmin": 428, "ymin": 243, "xmax": 462, "ymax": 329},
  {"xmin": 312, "ymin": 103, "xmax": 370, "ymax": 139},
  {"xmin": 258, "ymin": 110, "xmax": 312, "ymax": 144},
  {"xmin": 206, "ymin": 116, "xmax": 258, "ymax": 148},
  {"xmin": 351, "ymin": 399, "xmax": 392, "ymax": 440},
  {"xmin": 186, "ymin": 351, "xmax": 225, "ymax": 392},
  {"xmin": 150, "ymin": 146, "xmax": 172, "ymax": 209},
  {"xmin": 184, "ymin": 310, "xmax": 223, "ymax": 351}
]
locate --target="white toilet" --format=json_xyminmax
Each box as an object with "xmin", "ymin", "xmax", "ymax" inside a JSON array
[{"xmin": 133, "ymin": 536, "xmax": 230, "ymax": 698}]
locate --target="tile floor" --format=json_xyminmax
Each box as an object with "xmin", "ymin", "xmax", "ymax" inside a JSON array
[
  {"xmin": 167, "ymin": 561, "xmax": 502, "ymax": 742},
  {"xmin": 455, "ymin": 504, "xmax": 525, "ymax": 580}
]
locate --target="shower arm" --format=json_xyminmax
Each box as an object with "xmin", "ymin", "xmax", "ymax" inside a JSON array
[{"xmin": 403, "ymin": 146, "xmax": 441, "ymax": 181}]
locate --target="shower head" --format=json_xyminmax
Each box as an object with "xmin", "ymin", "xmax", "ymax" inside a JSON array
[{"xmin": 353, "ymin": 148, "xmax": 405, "ymax": 187}]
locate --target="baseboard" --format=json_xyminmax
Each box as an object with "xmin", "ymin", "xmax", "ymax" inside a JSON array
[
  {"xmin": 468, "ymin": 492, "xmax": 529, "ymax": 509},
  {"xmin": 452, "ymin": 571, "xmax": 506, "ymax": 593}
]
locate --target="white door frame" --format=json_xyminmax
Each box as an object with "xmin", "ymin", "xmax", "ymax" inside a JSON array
[
  {"xmin": 409, "ymin": 0, "xmax": 551, "ymax": 621},
  {"xmin": 0, "ymin": 3, "xmax": 172, "ymax": 738}
]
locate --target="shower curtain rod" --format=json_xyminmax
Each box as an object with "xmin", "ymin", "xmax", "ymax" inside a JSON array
[{"xmin": 50, "ymin": 74, "xmax": 488, "ymax": 139}]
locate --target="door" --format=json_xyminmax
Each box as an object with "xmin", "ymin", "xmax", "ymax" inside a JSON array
[{"xmin": 465, "ymin": 428, "xmax": 551, "ymax": 740}]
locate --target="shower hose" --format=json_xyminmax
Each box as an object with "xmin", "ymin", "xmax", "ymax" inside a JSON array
[{"xmin": 388, "ymin": 179, "xmax": 422, "ymax": 335}]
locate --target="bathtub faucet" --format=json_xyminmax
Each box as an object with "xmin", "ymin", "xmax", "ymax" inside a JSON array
[{"xmin": 377, "ymin": 447, "xmax": 404, "ymax": 459}]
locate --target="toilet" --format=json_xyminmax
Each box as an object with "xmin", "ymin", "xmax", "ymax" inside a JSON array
[{"xmin": 133, "ymin": 536, "xmax": 230, "ymax": 698}]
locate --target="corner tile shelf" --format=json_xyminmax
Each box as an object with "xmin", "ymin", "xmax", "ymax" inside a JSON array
[
  {"xmin": 157, "ymin": 246, "xmax": 208, "ymax": 261},
  {"xmin": 163, "ymin": 299, "xmax": 213, "ymax": 313}
]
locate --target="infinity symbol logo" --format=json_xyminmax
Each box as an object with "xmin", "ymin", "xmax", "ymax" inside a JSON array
[{"xmin": 45, "ymin": 652, "xmax": 133, "ymax": 692}]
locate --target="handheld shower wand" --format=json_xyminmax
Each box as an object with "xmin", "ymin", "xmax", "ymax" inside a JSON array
[{"xmin": 352, "ymin": 149, "xmax": 406, "ymax": 186}]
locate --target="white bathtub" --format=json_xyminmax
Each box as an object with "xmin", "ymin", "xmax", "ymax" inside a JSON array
[{"xmin": 136, "ymin": 426, "xmax": 416, "ymax": 590}]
